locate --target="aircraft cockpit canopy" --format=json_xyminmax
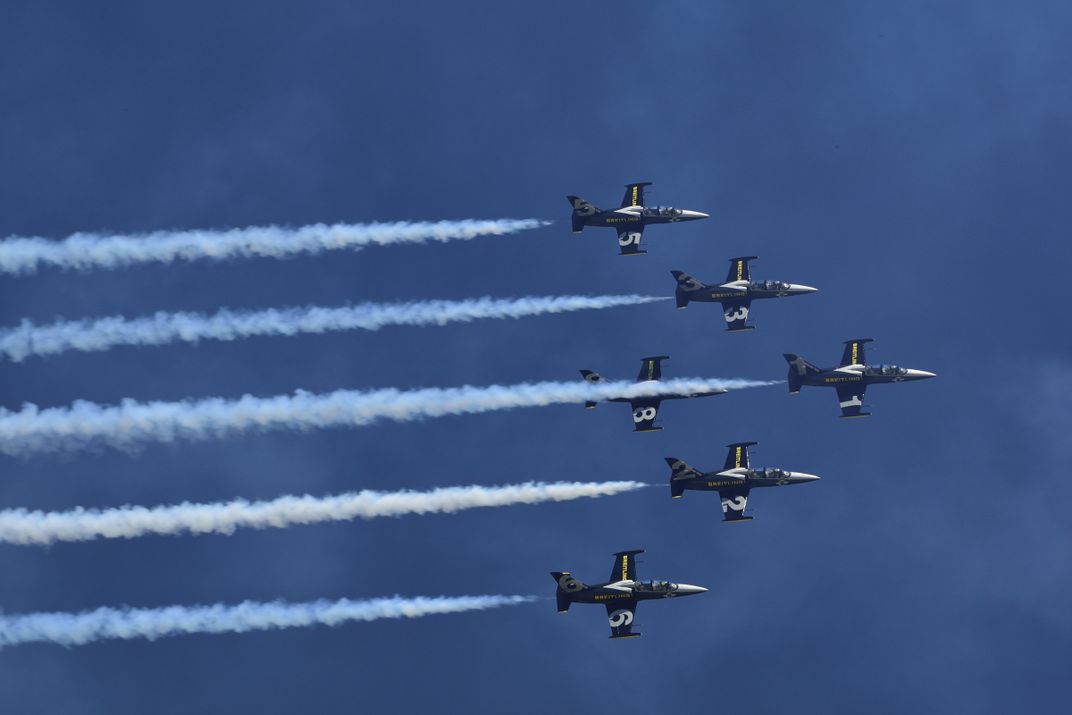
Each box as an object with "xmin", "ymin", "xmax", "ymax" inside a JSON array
[
  {"xmin": 643, "ymin": 206, "xmax": 683, "ymax": 218},
  {"xmin": 751, "ymin": 467, "xmax": 787, "ymax": 479},
  {"xmin": 750, "ymin": 279, "xmax": 791, "ymax": 291},
  {"xmin": 638, "ymin": 580, "xmax": 678, "ymax": 593},
  {"xmin": 869, "ymin": 364, "xmax": 908, "ymax": 376}
]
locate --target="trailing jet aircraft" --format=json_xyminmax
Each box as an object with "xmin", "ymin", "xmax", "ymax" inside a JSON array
[
  {"xmin": 666, "ymin": 441, "xmax": 820, "ymax": 522},
  {"xmin": 580, "ymin": 355, "xmax": 725, "ymax": 432},
  {"xmin": 671, "ymin": 256, "xmax": 817, "ymax": 332},
  {"xmin": 566, "ymin": 181, "xmax": 709, "ymax": 256},
  {"xmin": 784, "ymin": 338, "xmax": 936, "ymax": 418},
  {"xmin": 551, "ymin": 550, "xmax": 708, "ymax": 639}
]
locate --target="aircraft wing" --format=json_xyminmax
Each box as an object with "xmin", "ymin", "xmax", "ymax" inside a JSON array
[
  {"xmin": 616, "ymin": 226, "xmax": 645, "ymax": 255},
  {"xmin": 610, "ymin": 550, "xmax": 643, "ymax": 582},
  {"xmin": 836, "ymin": 384, "xmax": 870, "ymax": 418},
  {"xmin": 721, "ymin": 300, "xmax": 753, "ymax": 332},
  {"xmin": 621, "ymin": 182, "xmax": 652, "ymax": 208},
  {"xmin": 630, "ymin": 399, "xmax": 661, "ymax": 432},
  {"xmin": 606, "ymin": 601, "xmax": 640, "ymax": 639},
  {"xmin": 840, "ymin": 338, "xmax": 873, "ymax": 367},
  {"xmin": 719, "ymin": 487, "xmax": 753, "ymax": 523}
]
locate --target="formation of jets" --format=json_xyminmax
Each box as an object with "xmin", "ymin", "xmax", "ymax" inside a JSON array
[{"xmin": 554, "ymin": 182, "xmax": 936, "ymax": 638}]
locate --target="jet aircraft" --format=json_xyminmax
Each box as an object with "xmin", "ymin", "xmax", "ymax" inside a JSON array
[
  {"xmin": 784, "ymin": 338, "xmax": 936, "ymax": 418},
  {"xmin": 567, "ymin": 181, "xmax": 709, "ymax": 255},
  {"xmin": 551, "ymin": 550, "xmax": 708, "ymax": 639},
  {"xmin": 671, "ymin": 256, "xmax": 818, "ymax": 331},
  {"xmin": 580, "ymin": 355, "xmax": 725, "ymax": 432},
  {"xmin": 666, "ymin": 441, "xmax": 820, "ymax": 522}
]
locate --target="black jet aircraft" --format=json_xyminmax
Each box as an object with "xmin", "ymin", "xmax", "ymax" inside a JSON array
[
  {"xmin": 666, "ymin": 441, "xmax": 820, "ymax": 523},
  {"xmin": 580, "ymin": 355, "xmax": 725, "ymax": 432},
  {"xmin": 671, "ymin": 256, "xmax": 818, "ymax": 332},
  {"xmin": 567, "ymin": 181, "xmax": 709, "ymax": 256},
  {"xmin": 551, "ymin": 550, "xmax": 708, "ymax": 639},
  {"xmin": 784, "ymin": 338, "xmax": 936, "ymax": 418}
]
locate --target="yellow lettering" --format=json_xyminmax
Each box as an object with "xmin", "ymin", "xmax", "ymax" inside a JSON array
[
  {"xmin": 851, "ymin": 343, "xmax": 858, "ymax": 364},
  {"xmin": 737, "ymin": 261, "xmax": 743, "ymax": 281},
  {"xmin": 621, "ymin": 555, "xmax": 629, "ymax": 581},
  {"xmin": 735, "ymin": 446, "xmax": 742, "ymax": 469},
  {"xmin": 632, "ymin": 186, "xmax": 638, "ymax": 205}
]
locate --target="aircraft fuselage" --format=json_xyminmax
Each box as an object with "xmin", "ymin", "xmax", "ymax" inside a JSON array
[
  {"xmin": 684, "ymin": 283, "xmax": 817, "ymax": 304},
  {"xmin": 577, "ymin": 207, "xmax": 708, "ymax": 231},
  {"xmin": 565, "ymin": 581, "xmax": 708, "ymax": 605},
  {"xmin": 797, "ymin": 365, "xmax": 936, "ymax": 388},
  {"xmin": 677, "ymin": 468, "xmax": 820, "ymax": 492}
]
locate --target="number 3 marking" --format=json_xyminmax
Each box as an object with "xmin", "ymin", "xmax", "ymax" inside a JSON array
[{"xmin": 724, "ymin": 306, "xmax": 749, "ymax": 323}]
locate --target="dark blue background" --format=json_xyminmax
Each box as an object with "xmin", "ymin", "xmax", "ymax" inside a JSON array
[{"xmin": 1, "ymin": 2, "xmax": 1069, "ymax": 712}]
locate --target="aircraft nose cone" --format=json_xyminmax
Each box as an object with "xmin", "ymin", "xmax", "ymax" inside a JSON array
[
  {"xmin": 788, "ymin": 284, "xmax": 819, "ymax": 294},
  {"xmin": 906, "ymin": 369, "xmax": 937, "ymax": 379},
  {"xmin": 681, "ymin": 210, "xmax": 709, "ymax": 220},
  {"xmin": 675, "ymin": 583, "xmax": 708, "ymax": 595},
  {"xmin": 790, "ymin": 472, "xmax": 821, "ymax": 483}
]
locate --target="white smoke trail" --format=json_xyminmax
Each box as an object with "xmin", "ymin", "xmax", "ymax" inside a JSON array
[
  {"xmin": 0, "ymin": 594, "xmax": 534, "ymax": 648},
  {"xmin": 0, "ymin": 219, "xmax": 546, "ymax": 275},
  {"xmin": 0, "ymin": 481, "xmax": 649, "ymax": 546},
  {"xmin": 0, "ymin": 377, "xmax": 778, "ymax": 456},
  {"xmin": 0, "ymin": 295, "xmax": 668, "ymax": 362}
]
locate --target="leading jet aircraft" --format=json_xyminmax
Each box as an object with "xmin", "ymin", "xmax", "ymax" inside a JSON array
[
  {"xmin": 551, "ymin": 550, "xmax": 708, "ymax": 639},
  {"xmin": 567, "ymin": 181, "xmax": 709, "ymax": 255},
  {"xmin": 581, "ymin": 355, "xmax": 725, "ymax": 432},
  {"xmin": 666, "ymin": 441, "xmax": 820, "ymax": 522},
  {"xmin": 784, "ymin": 338, "xmax": 936, "ymax": 418},
  {"xmin": 671, "ymin": 256, "xmax": 818, "ymax": 332}
]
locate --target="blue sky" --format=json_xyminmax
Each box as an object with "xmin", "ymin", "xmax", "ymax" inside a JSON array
[{"xmin": 1, "ymin": 1, "xmax": 1070, "ymax": 712}]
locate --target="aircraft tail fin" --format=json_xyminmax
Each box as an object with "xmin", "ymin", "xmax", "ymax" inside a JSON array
[
  {"xmin": 670, "ymin": 478, "xmax": 686, "ymax": 499},
  {"xmin": 670, "ymin": 270, "xmax": 706, "ymax": 309},
  {"xmin": 556, "ymin": 592, "xmax": 572, "ymax": 613},
  {"xmin": 580, "ymin": 369, "xmax": 605, "ymax": 409},
  {"xmin": 784, "ymin": 353, "xmax": 820, "ymax": 393},
  {"xmin": 666, "ymin": 457, "xmax": 704, "ymax": 489},
  {"xmin": 551, "ymin": 571, "xmax": 586, "ymax": 612},
  {"xmin": 567, "ymin": 196, "xmax": 600, "ymax": 233}
]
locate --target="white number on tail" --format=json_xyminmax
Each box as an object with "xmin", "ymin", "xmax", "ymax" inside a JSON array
[
  {"xmin": 618, "ymin": 232, "xmax": 642, "ymax": 247},
  {"xmin": 608, "ymin": 609, "xmax": 634, "ymax": 628}
]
